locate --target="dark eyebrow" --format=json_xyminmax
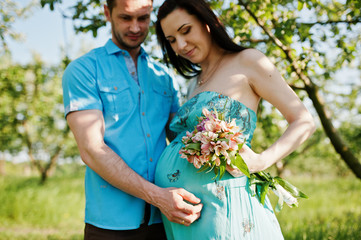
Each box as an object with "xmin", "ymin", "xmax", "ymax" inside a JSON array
[
  {"xmin": 118, "ymin": 13, "xmax": 150, "ymax": 18},
  {"xmin": 165, "ymin": 23, "xmax": 191, "ymax": 39},
  {"xmin": 177, "ymin": 23, "xmax": 190, "ymax": 31},
  {"xmin": 138, "ymin": 14, "xmax": 150, "ymax": 19}
]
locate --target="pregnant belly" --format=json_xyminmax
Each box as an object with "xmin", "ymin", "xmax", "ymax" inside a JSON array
[{"xmin": 155, "ymin": 137, "xmax": 248, "ymax": 193}]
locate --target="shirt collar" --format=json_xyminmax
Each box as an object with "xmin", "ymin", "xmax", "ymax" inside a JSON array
[{"xmin": 105, "ymin": 39, "xmax": 148, "ymax": 58}]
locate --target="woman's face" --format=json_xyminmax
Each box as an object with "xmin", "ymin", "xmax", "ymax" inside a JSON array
[{"xmin": 160, "ymin": 8, "xmax": 213, "ymax": 64}]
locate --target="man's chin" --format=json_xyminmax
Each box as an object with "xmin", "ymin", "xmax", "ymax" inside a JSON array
[
  {"xmin": 127, "ymin": 43, "xmax": 142, "ymax": 49},
  {"xmin": 122, "ymin": 40, "xmax": 143, "ymax": 50}
]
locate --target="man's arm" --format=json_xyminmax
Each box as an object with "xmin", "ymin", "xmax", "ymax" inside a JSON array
[{"xmin": 67, "ymin": 109, "xmax": 202, "ymax": 226}]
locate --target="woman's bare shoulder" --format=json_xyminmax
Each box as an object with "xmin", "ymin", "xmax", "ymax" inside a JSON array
[{"xmin": 235, "ymin": 48, "xmax": 275, "ymax": 73}]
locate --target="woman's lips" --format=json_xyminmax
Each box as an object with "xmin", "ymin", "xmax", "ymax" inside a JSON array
[{"xmin": 185, "ymin": 48, "xmax": 195, "ymax": 57}]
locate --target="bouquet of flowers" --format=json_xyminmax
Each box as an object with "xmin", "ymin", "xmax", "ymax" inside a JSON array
[{"xmin": 179, "ymin": 108, "xmax": 308, "ymax": 211}]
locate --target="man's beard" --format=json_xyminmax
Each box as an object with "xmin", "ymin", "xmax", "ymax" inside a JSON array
[{"xmin": 111, "ymin": 22, "xmax": 148, "ymax": 50}]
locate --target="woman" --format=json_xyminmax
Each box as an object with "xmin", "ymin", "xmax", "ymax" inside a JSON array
[{"xmin": 154, "ymin": 0, "xmax": 315, "ymax": 239}]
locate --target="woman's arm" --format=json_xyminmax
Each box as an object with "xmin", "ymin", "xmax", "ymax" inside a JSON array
[{"xmin": 239, "ymin": 49, "xmax": 316, "ymax": 173}]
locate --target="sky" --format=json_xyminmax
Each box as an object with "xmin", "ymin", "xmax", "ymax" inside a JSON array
[{"xmin": 8, "ymin": 0, "xmax": 164, "ymax": 65}]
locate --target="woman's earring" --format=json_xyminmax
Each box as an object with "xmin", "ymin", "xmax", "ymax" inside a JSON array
[{"xmin": 206, "ymin": 24, "xmax": 210, "ymax": 33}]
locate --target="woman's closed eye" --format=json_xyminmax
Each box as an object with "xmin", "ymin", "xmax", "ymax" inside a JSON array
[
  {"xmin": 166, "ymin": 26, "xmax": 191, "ymax": 44},
  {"xmin": 167, "ymin": 37, "xmax": 176, "ymax": 44},
  {"xmin": 180, "ymin": 26, "xmax": 191, "ymax": 35}
]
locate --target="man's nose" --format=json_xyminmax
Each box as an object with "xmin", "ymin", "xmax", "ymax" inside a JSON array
[{"xmin": 129, "ymin": 20, "xmax": 140, "ymax": 33}]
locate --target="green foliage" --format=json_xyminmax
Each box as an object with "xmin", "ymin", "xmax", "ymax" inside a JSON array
[{"xmin": 0, "ymin": 56, "xmax": 78, "ymax": 181}]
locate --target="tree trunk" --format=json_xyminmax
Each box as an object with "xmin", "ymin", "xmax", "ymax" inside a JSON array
[
  {"xmin": 305, "ymin": 85, "xmax": 361, "ymax": 179},
  {"xmin": 0, "ymin": 159, "xmax": 5, "ymax": 176},
  {"xmin": 39, "ymin": 147, "xmax": 61, "ymax": 184}
]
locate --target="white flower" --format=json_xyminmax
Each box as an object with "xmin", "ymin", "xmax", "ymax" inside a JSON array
[{"xmin": 274, "ymin": 184, "xmax": 298, "ymax": 207}]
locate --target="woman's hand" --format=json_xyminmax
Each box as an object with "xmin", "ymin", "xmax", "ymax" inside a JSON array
[
  {"xmin": 238, "ymin": 144, "xmax": 266, "ymax": 173},
  {"xmin": 226, "ymin": 165, "xmax": 245, "ymax": 177},
  {"xmin": 226, "ymin": 144, "xmax": 266, "ymax": 177}
]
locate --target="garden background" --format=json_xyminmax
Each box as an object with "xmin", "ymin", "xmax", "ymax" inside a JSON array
[{"xmin": 1, "ymin": 0, "xmax": 360, "ymax": 239}]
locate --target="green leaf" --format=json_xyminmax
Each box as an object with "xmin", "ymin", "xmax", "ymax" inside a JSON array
[
  {"xmin": 218, "ymin": 162, "xmax": 226, "ymax": 180},
  {"xmin": 255, "ymin": 171, "xmax": 272, "ymax": 182},
  {"xmin": 297, "ymin": 1, "xmax": 304, "ymax": 11},
  {"xmin": 238, "ymin": 143, "xmax": 244, "ymax": 150},
  {"xmin": 197, "ymin": 164, "xmax": 210, "ymax": 173},
  {"xmin": 233, "ymin": 155, "xmax": 250, "ymax": 178},
  {"xmin": 260, "ymin": 183, "xmax": 270, "ymax": 205},
  {"xmin": 218, "ymin": 138, "xmax": 229, "ymax": 143},
  {"xmin": 185, "ymin": 143, "xmax": 201, "ymax": 151},
  {"xmin": 249, "ymin": 174, "xmax": 266, "ymax": 185},
  {"xmin": 212, "ymin": 167, "xmax": 219, "ymax": 180}
]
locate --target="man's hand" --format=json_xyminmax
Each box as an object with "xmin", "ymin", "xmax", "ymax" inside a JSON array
[{"xmin": 152, "ymin": 187, "xmax": 203, "ymax": 226}]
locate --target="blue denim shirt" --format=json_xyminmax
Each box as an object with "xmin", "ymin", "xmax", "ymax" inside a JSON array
[{"xmin": 62, "ymin": 39, "xmax": 179, "ymax": 230}]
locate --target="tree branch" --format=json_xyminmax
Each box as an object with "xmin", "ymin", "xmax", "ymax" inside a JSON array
[
  {"xmin": 298, "ymin": 19, "xmax": 361, "ymax": 27},
  {"xmin": 237, "ymin": 0, "xmax": 361, "ymax": 179}
]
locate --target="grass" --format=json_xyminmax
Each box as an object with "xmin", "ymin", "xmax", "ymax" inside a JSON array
[
  {"xmin": 0, "ymin": 167, "xmax": 361, "ymax": 239},
  {"xmin": 273, "ymin": 176, "xmax": 361, "ymax": 240},
  {"xmin": 0, "ymin": 168, "xmax": 85, "ymax": 240}
]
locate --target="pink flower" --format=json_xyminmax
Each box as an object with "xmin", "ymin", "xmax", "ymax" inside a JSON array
[
  {"xmin": 187, "ymin": 155, "xmax": 195, "ymax": 164},
  {"xmin": 201, "ymin": 142, "xmax": 213, "ymax": 155},
  {"xmin": 214, "ymin": 157, "xmax": 221, "ymax": 166},
  {"xmin": 180, "ymin": 108, "xmax": 249, "ymax": 180},
  {"xmin": 213, "ymin": 141, "xmax": 229, "ymax": 156},
  {"xmin": 206, "ymin": 132, "xmax": 218, "ymax": 141},
  {"xmin": 192, "ymin": 132, "xmax": 203, "ymax": 142},
  {"xmin": 202, "ymin": 108, "xmax": 211, "ymax": 117},
  {"xmin": 192, "ymin": 156, "xmax": 202, "ymax": 169},
  {"xmin": 199, "ymin": 154, "xmax": 210, "ymax": 165},
  {"xmin": 229, "ymin": 139, "xmax": 239, "ymax": 151},
  {"xmin": 220, "ymin": 121, "xmax": 230, "ymax": 132},
  {"xmin": 204, "ymin": 119, "xmax": 222, "ymax": 132}
]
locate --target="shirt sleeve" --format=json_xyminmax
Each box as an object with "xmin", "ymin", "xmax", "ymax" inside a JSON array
[{"xmin": 62, "ymin": 55, "xmax": 103, "ymax": 118}]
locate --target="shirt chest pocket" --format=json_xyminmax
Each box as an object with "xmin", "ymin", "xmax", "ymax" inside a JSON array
[
  {"xmin": 152, "ymin": 81, "xmax": 173, "ymax": 118},
  {"xmin": 99, "ymin": 82, "xmax": 134, "ymax": 116}
]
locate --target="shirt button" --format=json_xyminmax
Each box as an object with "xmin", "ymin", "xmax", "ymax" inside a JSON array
[
  {"xmin": 150, "ymin": 158, "xmax": 153, "ymax": 162},
  {"xmin": 142, "ymin": 112, "xmax": 145, "ymax": 116},
  {"xmin": 114, "ymin": 86, "xmax": 118, "ymax": 90},
  {"xmin": 142, "ymin": 90, "xmax": 144, "ymax": 94},
  {"xmin": 164, "ymin": 91, "xmax": 167, "ymax": 95},
  {"xmin": 147, "ymin": 133, "xmax": 150, "ymax": 137},
  {"xmin": 131, "ymin": 72, "xmax": 135, "ymax": 75}
]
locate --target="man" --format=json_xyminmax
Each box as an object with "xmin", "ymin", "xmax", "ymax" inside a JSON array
[{"xmin": 62, "ymin": 0, "xmax": 202, "ymax": 239}]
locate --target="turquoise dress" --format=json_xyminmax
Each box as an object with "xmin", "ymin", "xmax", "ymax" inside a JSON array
[{"xmin": 154, "ymin": 91, "xmax": 284, "ymax": 240}]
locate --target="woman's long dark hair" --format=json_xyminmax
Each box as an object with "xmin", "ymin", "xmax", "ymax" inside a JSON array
[{"xmin": 156, "ymin": 0, "xmax": 246, "ymax": 79}]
